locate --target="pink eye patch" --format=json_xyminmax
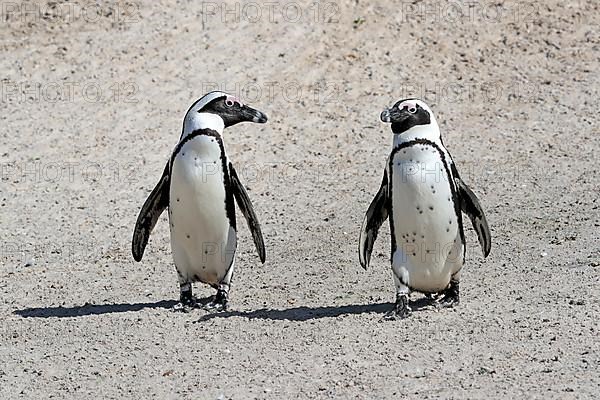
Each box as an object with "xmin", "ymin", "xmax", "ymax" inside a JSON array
[
  {"xmin": 398, "ymin": 100, "xmax": 418, "ymax": 112},
  {"xmin": 225, "ymin": 95, "xmax": 244, "ymax": 107}
]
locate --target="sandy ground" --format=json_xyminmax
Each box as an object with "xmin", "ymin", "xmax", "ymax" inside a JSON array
[{"xmin": 1, "ymin": 0, "xmax": 599, "ymax": 398}]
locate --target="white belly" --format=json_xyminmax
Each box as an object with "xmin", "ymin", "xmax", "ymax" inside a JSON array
[
  {"xmin": 168, "ymin": 135, "xmax": 236, "ymax": 286},
  {"xmin": 390, "ymin": 143, "xmax": 463, "ymax": 292}
]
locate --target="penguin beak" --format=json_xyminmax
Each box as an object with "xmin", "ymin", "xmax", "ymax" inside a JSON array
[
  {"xmin": 380, "ymin": 108, "xmax": 392, "ymax": 123},
  {"xmin": 241, "ymin": 105, "xmax": 268, "ymax": 124},
  {"xmin": 381, "ymin": 107, "xmax": 409, "ymax": 124}
]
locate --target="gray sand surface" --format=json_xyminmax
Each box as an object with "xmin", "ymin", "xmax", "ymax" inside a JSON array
[{"xmin": 1, "ymin": 1, "xmax": 598, "ymax": 398}]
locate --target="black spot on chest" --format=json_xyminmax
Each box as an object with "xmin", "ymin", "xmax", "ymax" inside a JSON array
[
  {"xmin": 170, "ymin": 128, "xmax": 237, "ymax": 229},
  {"xmin": 387, "ymin": 138, "xmax": 465, "ymax": 255}
]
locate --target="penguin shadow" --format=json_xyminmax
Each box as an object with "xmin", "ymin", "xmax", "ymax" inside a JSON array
[
  {"xmin": 13, "ymin": 297, "xmax": 437, "ymax": 320},
  {"xmin": 195, "ymin": 297, "xmax": 436, "ymax": 323},
  {"xmin": 13, "ymin": 300, "xmax": 178, "ymax": 318}
]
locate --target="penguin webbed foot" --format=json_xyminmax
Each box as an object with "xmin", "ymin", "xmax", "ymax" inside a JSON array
[
  {"xmin": 203, "ymin": 289, "xmax": 229, "ymax": 312},
  {"xmin": 173, "ymin": 285, "xmax": 200, "ymax": 312},
  {"xmin": 436, "ymin": 281, "xmax": 460, "ymax": 308},
  {"xmin": 383, "ymin": 294, "xmax": 411, "ymax": 321},
  {"xmin": 173, "ymin": 297, "xmax": 200, "ymax": 313}
]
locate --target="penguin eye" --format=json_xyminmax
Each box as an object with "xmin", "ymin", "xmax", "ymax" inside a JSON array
[
  {"xmin": 225, "ymin": 99, "xmax": 234, "ymax": 107},
  {"xmin": 407, "ymin": 106, "xmax": 417, "ymax": 114}
]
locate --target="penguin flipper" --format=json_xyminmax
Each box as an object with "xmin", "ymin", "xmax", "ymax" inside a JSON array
[
  {"xmin": 359, "ymin": 170, "xmax": 389, "ymax": 270},
  {"xmin": 453, "ymin": 170, "xmax": 492, "ymax": 258},
  {"xmin": 229, "ymin": 163, "xmax": 266, "ymax": 264},
  {"xmin": 132, "ymin": 162, "xmax": 170, "ymax": 262}
]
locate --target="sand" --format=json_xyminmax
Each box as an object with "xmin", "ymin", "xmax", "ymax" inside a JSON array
[{"xmin": 1, "ymin": 0, "xmax": 599, "ymax": 398}]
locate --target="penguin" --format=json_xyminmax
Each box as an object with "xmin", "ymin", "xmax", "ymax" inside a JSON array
[
  {"xmin": 132, "ymin": 91, "xmax": 267, "ymax": 311},
  {"xmin": 359, "ymin": 98, "xmax": 491, "ymax": 320}
]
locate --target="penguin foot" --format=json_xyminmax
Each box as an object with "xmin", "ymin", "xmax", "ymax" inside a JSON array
[
  {"xmin": 173, "ymin": 298, "xmax": 199, "ymax": 313},
  {"xmin": 173, "ymin": 285, "xmax": 199, "ymax": 312},
  {"xmin": 437, "ymin": 281, "xmax": 460, "ymax": 308},
  {"xmin": 383, "ymin": 294, "xmax": 411, "ymax": 321},
  {"xmin": 203, "ymin": 290, "xmax": 229, "ymax": 312}
]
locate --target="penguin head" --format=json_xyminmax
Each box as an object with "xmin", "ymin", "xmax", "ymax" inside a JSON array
[
  {"xmin": 380, "ymin": 98, "xmax": 438, "ymax": 135},
  {"xmin": 182, "ymin": 91, "xmax": 268, "ymax": 135}
]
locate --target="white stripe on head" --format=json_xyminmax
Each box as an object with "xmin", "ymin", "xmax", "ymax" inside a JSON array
[
  {"xmin": 187, "ymin": 91, "xmax": 229, "ymax": 113},
  {"xmin": 396, "ymin": 99, "xmax": 436, "ymax": 120},
  {"xmin": 397, "ymin": 99, "xmax": 419, "ymax": 113}
]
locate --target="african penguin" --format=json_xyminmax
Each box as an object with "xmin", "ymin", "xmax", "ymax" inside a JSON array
[
  {"xmin": 132, "ymin": 91, "xmax": 267, "ymax": 311},
  {"xmin": 359, "ymin": 98, "xmax": 491, "ymax": 320}
]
